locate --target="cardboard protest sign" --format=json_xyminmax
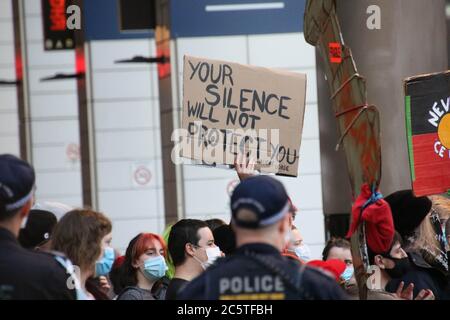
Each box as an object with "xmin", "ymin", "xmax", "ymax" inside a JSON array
[
  {"xmin": 405, "ymin": 71, "xmax": 450, "ymax": 196},
  {"xmin": 179, "ymin": 55, "xmax": 306, "ymax": 177}
]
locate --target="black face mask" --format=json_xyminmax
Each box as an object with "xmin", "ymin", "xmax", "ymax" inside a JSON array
[{"xmin": 384, "ymin": 257, "xmax": 411, "ymax": 279}]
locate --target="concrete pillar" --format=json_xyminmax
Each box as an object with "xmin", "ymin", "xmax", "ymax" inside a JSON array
[
  {"xmin": 318, "ymin": 0, "xmax": 448, "ymax": 221},
  {"xmin": 337, "ymin": 0, "xmax": 448, "ymax": 195},
  {"xmin": 155, "ymin": 0, "xmax": 185, "ymax": 225}
]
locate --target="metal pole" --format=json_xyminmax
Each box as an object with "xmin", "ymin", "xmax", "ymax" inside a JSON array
[
  {"xmin": 155, "ymin": 0, "xmax": 185, "ymax": 225},
  {"xmin": 12, "ymin": 0, "xmax": 32, "ymax": 162}
]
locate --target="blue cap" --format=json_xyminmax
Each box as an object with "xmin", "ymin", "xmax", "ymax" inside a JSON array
[
  {"xmin": 0, "ymin": 154, "xmax": 35, "ymax": 213},
  {"xmin": 230, "ymin": 175, "xmax": 289, "ymax": 229}
]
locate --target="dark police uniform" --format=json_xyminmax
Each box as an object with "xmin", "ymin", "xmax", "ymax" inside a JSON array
[
  {"xmin": 179, "ymin": 175, "xmax": 348, "ymax": 300},
  {"xmin": 0, "ymin": 227, "xmax": 76, "ymax": 300},
  {"xmin": 179, "ymin": 243, "xmax": 348, "ymax": 300}
]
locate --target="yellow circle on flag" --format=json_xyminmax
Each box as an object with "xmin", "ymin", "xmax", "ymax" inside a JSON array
[{"xmin": 438, "ymin": 113, "xmax": 450, "ymax": 149}]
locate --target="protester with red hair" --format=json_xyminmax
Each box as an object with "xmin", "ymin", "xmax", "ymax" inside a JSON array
[{"xmin": 115, "ymin": 233, "xmax": 169, "ymax": 300}]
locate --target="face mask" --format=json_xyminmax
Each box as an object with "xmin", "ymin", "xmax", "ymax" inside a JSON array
[
  {"xmin": 384, "ymin": 257, "xmax": 411, "ymax": 279},
  {"xmin": 141, "ymin": 255, "xmax": 168, "ymax": 281},
  {"xmin": 205, "ymin": 246, "xmax": 222, "ymax": 266},
  {"xmin": 192, "ymin": 245, "xmax": 221, "ymax": 270},
  {"xmin": 341, "ymin": 265, "xmax": 354, "ymax": 282},
  {"xmin": 294, "ymin": 244, "xmax": 311, "ymax": 262},
  {"xmin": 95, "ymin": 247, "xmax": 115, "ymax": 277}
]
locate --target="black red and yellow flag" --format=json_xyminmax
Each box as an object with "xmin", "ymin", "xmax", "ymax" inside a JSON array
[{"xmin": 405, "ymin": 71, "xmax": 450, "ymax": 197}]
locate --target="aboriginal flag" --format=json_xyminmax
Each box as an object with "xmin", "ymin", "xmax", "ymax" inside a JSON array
[{"xmin": 405, "ymin": 71, "xmax": 450, "ymax": 196}]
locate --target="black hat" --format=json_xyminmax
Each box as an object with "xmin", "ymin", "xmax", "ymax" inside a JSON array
[
  {"xmin": 230, "ymin": 175, "xmax": 289, "ymax": 229},
  {"xmin": 0, "ymin": 154, "xmax": 35, "ymax": 214},
  {"xmin": 18, "ymin": 209, "xmax": 57, "ymax": 248},
  {"xmin": 385, "ymin": 189, "xmax": 432, "ymax": 238}
]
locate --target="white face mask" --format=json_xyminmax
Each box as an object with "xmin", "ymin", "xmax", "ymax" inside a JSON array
[
  {"xmin": 205, "ymin": 246, "xmax": 222, "ymax": 266},
  {"xmin": 293, "ymin": 244, "xmax": 311, "ymax": 262},
  {"xmin": 192, "ymin": 245, "xmax": 222, "ymax": 270}
]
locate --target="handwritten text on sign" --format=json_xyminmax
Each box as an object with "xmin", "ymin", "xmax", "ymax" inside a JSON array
[{"xmin": 178, "ymin": 55, "xmax": 306, "ymax": 177}]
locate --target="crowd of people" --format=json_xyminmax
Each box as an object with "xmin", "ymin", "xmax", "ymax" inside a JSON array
[{"xmin": 0, "ymin": 153, "xmax": 449, "ymax": 300}]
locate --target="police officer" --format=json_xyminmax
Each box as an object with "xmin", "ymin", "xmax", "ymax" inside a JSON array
[
  {"xmin": 179, "ymin": 175, "xmax": 348, "ymax": 300},
  {"xmin": 0, "ymin": 154, "xmax": 76, "ymax": 300}
]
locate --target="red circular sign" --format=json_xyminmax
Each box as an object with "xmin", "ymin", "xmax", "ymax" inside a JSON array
[{"xmin": 134, "ymin": 166, "xmax": 152, "ymax": 186}]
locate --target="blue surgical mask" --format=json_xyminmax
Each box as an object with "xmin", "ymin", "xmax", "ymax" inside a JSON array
[
  {"xmin": 294, "ymin": 244, "xmax": 311, "ymax": 262},
  {"xmin": 341, "ymin": 265, "xmax": 354, "ymax": 282},
  {"xmin": 142, "ymin": 255, "xmax": 168, "ymax": 280},
  {"xmin": 95, "ymin": 247, "xmax": 115, "ymax": 276}
]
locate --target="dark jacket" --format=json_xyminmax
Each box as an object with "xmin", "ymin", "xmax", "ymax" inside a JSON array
[
  {"xmin": 165, "ymin": 278, "xmax": 189, "ymax": 300},
  {"xmin": 0, "ymin": 227, "xmax": 76, "ymax": 300},
  {"xmin": 178, "ymin": 243, "xmax": 348, "ymax": 300},
  {"xmin": 117, "ymin": 276, "xmax": 169, "ymax": 300},
  {"xmin": 386, "ymin": 250, "xmax": 450, "ymax": 300}
]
